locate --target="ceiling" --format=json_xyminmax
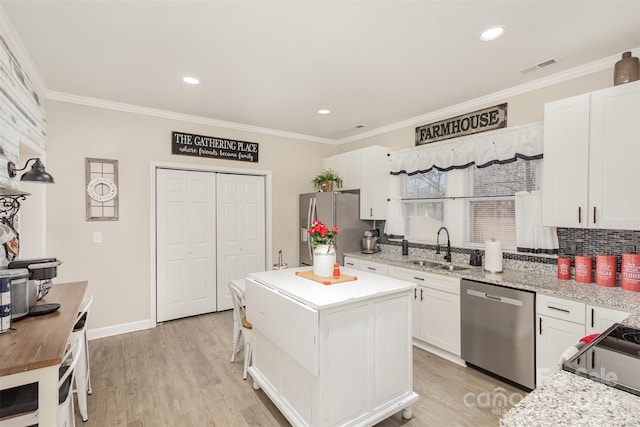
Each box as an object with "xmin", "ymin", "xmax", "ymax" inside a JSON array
[{"xmin": 3, "ymin": 1, "xmax": 639, "ymax": 143}]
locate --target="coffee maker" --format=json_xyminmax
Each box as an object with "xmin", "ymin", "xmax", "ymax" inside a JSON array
[{"xmin": 361, "ymin": 229, "xmax": 381, "ymax": 254}]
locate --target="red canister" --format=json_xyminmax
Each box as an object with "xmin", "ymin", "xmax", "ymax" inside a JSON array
[
  {"xmin": 595, "ymin": 255, "xmax": 617, "ymax": 287},
  {"xmin": 575, "ymin": 255, "xmax": 593, "ymax": 283},
  {"xmin": 557, "ymin": 257, "xmax": 571, "ymax": 280},
  {"xmin": 621, "ymin": 253, "xmax": 640, "ymax": 292}
]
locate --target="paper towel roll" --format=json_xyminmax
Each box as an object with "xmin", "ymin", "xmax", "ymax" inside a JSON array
[{"xmin": 485, "ymin": 239, "xmax": 503, "ymax": 273}]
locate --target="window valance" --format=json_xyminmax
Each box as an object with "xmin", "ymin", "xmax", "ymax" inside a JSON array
[{"xmin": 389, "ymin": 122, "xmax": 543, "ymax": 175}]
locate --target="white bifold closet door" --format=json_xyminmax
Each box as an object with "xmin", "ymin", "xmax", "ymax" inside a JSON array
[
  {"xmin": 216, "ymin": 173, "xmax": 266, "ymax": 311},
  {"xmin": 157, "ymin": 168, "xmax": 217, "ymax": 322},
  {"xmin": 157, "ymin": 169, "xmax": 265, "ymax": 321}
]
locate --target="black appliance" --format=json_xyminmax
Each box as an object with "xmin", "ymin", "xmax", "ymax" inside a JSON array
[{"xmin": 563, "ymin": 323, "xmax": 640, "ymax": 396}]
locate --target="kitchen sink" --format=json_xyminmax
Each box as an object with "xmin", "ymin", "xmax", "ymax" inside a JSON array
[
  {"xmin": 439, "ymin": 264, "xmax": 469, "ymax": 271},
  {"xmin": 411, "ymin": 260, "xmax": 441, "ymax": 267}
]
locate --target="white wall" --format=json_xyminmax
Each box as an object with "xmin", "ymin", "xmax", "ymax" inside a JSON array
[
  {"xmin": 338, "ymin": 68, "xmax": 613, "ymax": 154},
  {"xmin": 45, "ymin": 101, "xmax": 336, "ymax": 333}
]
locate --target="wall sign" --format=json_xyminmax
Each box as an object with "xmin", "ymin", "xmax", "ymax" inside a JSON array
[
  {"xmin": 172, "ymin": 131, "xmax": 259, "ymax": 163},
  {"xmin": 415, "ymin": 103, "xmax": 507, "ymax": 146}
]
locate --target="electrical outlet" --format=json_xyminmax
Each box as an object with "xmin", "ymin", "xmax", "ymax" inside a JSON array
[
  {"xmin": 622, "ymin": 244, "xmax": 636, "ymax": 253},
  {"xmin": 566, "ymin": 241, "xmax": 578, "ymax": 255}
]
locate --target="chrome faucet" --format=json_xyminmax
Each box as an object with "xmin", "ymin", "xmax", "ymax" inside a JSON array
[{"xmin": 436, "ymin": 226, "xmax": 452, "ymax": 263}]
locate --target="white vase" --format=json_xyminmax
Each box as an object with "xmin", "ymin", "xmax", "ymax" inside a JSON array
[{"xmin": 313, "ymin": 244, "xmax": 336, "ymax": 277}]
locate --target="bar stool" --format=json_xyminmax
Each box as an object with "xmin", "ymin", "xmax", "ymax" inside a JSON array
[{"xmin": 71, "ymin": 295, "xmax": 93, "ymax": 422}]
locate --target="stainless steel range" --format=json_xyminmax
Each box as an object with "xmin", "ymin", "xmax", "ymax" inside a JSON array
[{"xmin": 563, "ymin": 323, "xmax": 640, "ymax": 396}]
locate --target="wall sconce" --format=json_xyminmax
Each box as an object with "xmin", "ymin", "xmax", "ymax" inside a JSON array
[{"xmin": 7, "ymin": 158, "xmax": 55, "ymax": 183}]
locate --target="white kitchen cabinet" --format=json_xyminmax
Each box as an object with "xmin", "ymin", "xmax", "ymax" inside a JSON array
[
  {"xmin": 585, "ymin": 304, "xmax": 631, "ymax": 335},
  {"xmin": 245, "ymin": 268, "xmax": 418, "ymax": 427},
  {"xmin": 388, "ymin": 266, "xmax": 461, "ymax": 358},
  {"xmin": 358, "ymin": 259, "xmax": 389, "ymax": 276},
  {"xmin": 343, "ymin": 256, "xmax": 359, "ymax": 269},
  {"xmin": 323, "ymin": 145, "xmax": 389, "ymax": 220},
  {"xmin": 543, "ymin": 81, "xmax": 640, "ymax": 229},
  {"xmin": 323, "ymin": 150, "xmax": 362, "ymax": 191},
  {"xmin": 535, "ymin": 294, "xmax": 586, "ymax": 386}
]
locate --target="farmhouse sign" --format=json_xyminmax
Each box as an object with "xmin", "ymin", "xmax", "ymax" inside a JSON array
[
  {"xmin": 172, "ymin": 131, "xmax": 259, "ymax": 163},
  {"xmin": 415, "ymin": 103, "xmax": 507, "ymax": 146}
]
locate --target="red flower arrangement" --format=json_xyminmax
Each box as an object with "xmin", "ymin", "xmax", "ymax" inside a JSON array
[{"xmin": 307, "ymin": 220, "xmax": 340, "ymax": 248}]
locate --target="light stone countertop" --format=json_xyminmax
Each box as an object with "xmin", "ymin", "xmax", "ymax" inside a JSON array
[
  {"xmin": 499, "ymin": 371, "xmax": 640, "ymax": 427},
  {"xmin": 344, "ymin": 247, "xmax": 640, "ymax": 313},
  {"xmin": 344, "ymin": 246, "xmax": 640, "ymax": 426}
]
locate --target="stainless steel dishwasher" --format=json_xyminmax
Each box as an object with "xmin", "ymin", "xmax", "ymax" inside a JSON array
[{"xmin": 460, "ymin": 279, "xmax": 536, "ymax": 390}]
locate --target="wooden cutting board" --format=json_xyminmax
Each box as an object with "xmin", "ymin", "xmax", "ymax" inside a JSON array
[{"xmin": 296, "ymin": 270, "xmax": 358, "ymax": 285}]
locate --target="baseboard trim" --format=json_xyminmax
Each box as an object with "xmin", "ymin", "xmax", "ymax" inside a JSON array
[
  {"xmin": 412, "ymin": 339, "xmax": 466, "ymax": 367},
  {"xmin": 87, "ymin": 319, "xmax": 154, "ymax": 341}
]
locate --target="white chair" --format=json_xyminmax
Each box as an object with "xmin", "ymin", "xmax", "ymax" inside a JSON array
[
  {"xmin": 227, "ymin": 281, "xmax": 252, "ymax": 380},
  {"xmin": 0, "ymin": 336, "xmax": 82, "ymax": 427},
  {"xmin": 229, "ymin": 279, "xmax": 245, "ymax": 362},
  {"xmin": 71, "ymin": 294, "xmax": 93, "ymax": 422}
]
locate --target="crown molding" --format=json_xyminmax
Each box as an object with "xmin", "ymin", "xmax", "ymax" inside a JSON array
[
  {"xmin": 46, "ymin": 47, "xmax": 639, "ymax": 147},
  {"xmin": 46, "ymin": 91, "xmax": 338, "ymax": 145},
  {"xmin": 338, "ymin": 47, "xmax": 640, "ymax": 144}
]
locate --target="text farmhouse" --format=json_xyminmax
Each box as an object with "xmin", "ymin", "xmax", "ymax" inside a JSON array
[{"xmin": 415, "ymin": 103, "xmax": 507, "ymax": 145}]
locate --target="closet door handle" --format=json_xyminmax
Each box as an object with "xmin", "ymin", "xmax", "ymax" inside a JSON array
[
  {"xmin": 420, "ymin": 289, "xmax": 424, "ymax": 301},
  {"xmin": 539, "ymin": 317, "xmax": 543, "ymax": 334}
]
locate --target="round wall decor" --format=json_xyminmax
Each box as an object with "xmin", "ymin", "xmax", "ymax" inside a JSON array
[{"xmin": 86, "ymin": 177, "xmax": 118, "ymax": 202}]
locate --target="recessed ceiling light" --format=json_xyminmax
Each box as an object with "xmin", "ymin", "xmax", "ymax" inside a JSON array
[
  {"xmin": 480, "ymin": 26, "xmax": 505, "ymax": 41},
  {"xmin": 318, "ymin": 109, "xmax": 331, "ymax": 115},
  {"xmin": 182, "ymin": 76, "xmax": 200, "ymax": 85}
]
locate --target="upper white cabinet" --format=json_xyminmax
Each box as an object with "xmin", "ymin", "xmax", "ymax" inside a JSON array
[
  {"xmin": 543, "ymin": 81, "xmax": 640, "ymax": 229},
  {"xmin": 323, "ymin": 145, "xmax": 389, "ymax": 220}
]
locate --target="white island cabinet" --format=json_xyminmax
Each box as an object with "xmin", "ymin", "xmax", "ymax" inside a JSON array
[{"xmin": 245, "ymin": 267, "xmax": 418, "ymax": 427}]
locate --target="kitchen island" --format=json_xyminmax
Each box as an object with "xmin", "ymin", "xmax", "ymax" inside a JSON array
[{"xmin": 245, "ymin": 267, "xmax": 418, "ymax": 427}]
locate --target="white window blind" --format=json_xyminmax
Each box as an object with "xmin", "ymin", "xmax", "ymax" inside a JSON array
[{"xmin": 464, "ymin": 159, "xmax": 542, "ymax": 249}]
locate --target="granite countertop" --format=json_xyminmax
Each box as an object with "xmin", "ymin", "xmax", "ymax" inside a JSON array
[
  {"xmin": 345, "ymin": 247, "xmax": 640, "ymax": 426},
  {"xmin": 499, "ymin": 371, "xmax": 640, "ymax": 427},
  {"xmin": 344, "ymin": 249, "xmax": 640, "ymax": 313},
  {"xmin": 501, "ymin": 311, "xmax": 640, "ymax": 427}
]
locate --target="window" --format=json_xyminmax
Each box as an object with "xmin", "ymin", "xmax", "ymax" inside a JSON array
[
  {"xmin": 404, "ymin": 170, "xmax": 446, "ymax": 240},
  {"xmin": 402, "ymin": 158, "xmax": 542, "ymax": 249},
  {"xmin": 466, "ymin": 159, "xmax": 542, "ymax": 248}
]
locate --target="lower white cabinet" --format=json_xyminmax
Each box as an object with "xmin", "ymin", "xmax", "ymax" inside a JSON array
[
  {"xmin": 343, "ymin": 256, "xmax": 359, "ymax": 269},
  {"xmin": 585, "ymin": 304, "xmax": 631, "ymax": 335},
  {"xmin": 388, "ymin": 266, "xmax": 461, "ymax": 357},
  {"xmin": 358, "ymin": 259, "xmax": 389, "ymax": 276},
  {"xmin": 535, "ymin": 294, "xmax": 586, "ymax": 386}
]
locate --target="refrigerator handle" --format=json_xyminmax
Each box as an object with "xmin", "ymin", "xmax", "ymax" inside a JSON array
[{"xmin": 307, "ymin": 197, "xmax": 316, "ymax": 260}]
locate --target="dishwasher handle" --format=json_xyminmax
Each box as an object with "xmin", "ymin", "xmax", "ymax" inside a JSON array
[{"xmin": 466, "ymin": 288, "xmax": 524, "ymax": 307}]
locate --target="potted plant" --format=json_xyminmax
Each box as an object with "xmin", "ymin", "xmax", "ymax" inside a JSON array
[{"xmin": 312, "ymin": 168, "xmax": 343, "ymax": 192}]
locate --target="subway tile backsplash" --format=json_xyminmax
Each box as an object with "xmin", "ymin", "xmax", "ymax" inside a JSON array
[{"xmin": 376, "ymin": 219, "xmax": 640, "ymax": 267}]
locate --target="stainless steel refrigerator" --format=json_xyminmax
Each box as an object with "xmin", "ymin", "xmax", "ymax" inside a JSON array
[{"xmin": 299, "ymin": 190, "xmax": 371, "ymax": 266}]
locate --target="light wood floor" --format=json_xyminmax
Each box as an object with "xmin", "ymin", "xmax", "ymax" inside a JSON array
[{"xmin": 76, "ymin": 310, "xmax": 527, "ymax": 426}]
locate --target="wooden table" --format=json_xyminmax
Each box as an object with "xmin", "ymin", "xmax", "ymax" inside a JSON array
[{"xmin": 0, "ymin": 281, "xmax": 88, "ymax": 424}]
